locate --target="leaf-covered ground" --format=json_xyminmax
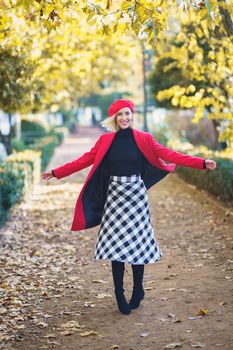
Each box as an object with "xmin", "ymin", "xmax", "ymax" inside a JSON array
[{"xmin": 1, "ymin": 127, "xmax": 233, "ymax": 350}]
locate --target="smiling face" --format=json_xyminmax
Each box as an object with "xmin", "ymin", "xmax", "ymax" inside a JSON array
[{"xmin": 115, "ymin": 107, "xmax": 133, "ymax": 130}]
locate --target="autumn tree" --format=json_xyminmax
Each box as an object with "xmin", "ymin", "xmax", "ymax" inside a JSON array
[
  {"xmin": 149, "ymin": 3, "xmax": 233, "ymax": 147},
  {"xmin": 0, "ymin": 0, "xmax": 232, "ymax": 146}
]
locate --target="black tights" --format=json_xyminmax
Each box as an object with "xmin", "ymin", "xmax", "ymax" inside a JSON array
[
  {"xmin": 131, "ymin": 263, "xmax": 144, "ymax": 291},
  {"xmin": 111, "ymin": 261, "xmax": 144, "ymax": 292}
]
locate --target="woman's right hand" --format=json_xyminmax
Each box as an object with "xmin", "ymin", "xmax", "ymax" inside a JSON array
[{"xmin": 41, "ymin": 171, "xmax": 54, "ymax": 181}]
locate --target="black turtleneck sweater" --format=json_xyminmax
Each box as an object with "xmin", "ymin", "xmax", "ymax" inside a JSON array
[{"xmin": 102, "ymin": 127, "xmax": 147, "ymax": 176}]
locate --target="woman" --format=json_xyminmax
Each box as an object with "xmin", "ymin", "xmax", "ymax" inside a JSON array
[{"xmin": 41, "ymin": 99, "xmax": 216, "ymax": 316}]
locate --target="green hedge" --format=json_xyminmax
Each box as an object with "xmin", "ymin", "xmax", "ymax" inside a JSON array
[
  {"xmin": 1, "ymin": 126, "xmax": 67, "ymax": 227},
  {"xmin": 7, "ymin": 150, "xmax": 41, "ymax": 189},
  {"xmin": 28, "ymin": 135, "xmax": 58, "ymax": 171},
  {"xmin": 177, "ymin": 156, "xmax": 233, "ymax": 203},
  {"xmin": 0, "ymin": 150, "xmax": 41, "ymax": 227},
  {"xmin": 49, "ymin": 126, "xmax": 68, "ymax": 145},
  {"xmin": 151, "ymin": 131, "xmax": 233, "ymax": 204},
  {"xmin": 21, "ymin": 119, "xmax": 47, "ymax": 144},
  {"xmin": 12, "ymin": 135, "xmax": 60, "ymax": 171},
  {"xmin": 11, "ymin": 138, "xmax": 27, "ymax": 151},
  {"xmin": 0, "ymin": 165, "xmax": 24, "ymax": 226},
  {"xmin": 12, "ymin": 126, "xmax": 68, "ymax": 171}
]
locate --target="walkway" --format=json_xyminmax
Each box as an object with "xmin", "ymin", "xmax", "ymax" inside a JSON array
[{"xmin": 1, "ymin": 126, "xmax": 233, "ymax": 350}]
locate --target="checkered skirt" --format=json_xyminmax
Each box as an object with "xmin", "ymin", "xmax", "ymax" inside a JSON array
[{"xmin": 94, "ymin": 174, "xmax": 162, "ymax": 264}]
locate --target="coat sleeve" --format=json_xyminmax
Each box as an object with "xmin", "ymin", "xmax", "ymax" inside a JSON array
[
  {"xmin": 52, "ymin": 135, "xmax": 103, "ymax": 179},
  {"xmin": 148, "ymin": 133, "xmax": 205, "ymax": 170}
]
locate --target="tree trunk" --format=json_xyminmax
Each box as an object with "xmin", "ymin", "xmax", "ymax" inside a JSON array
[
  {"xmin": 212, "ymin": 119, "xmax": 227, "ymax": 150},
  {"xmin": 219, "ymin": 2, "xmax": 233, "ymax": 36},
  {"xmin": 6, "ymin": 113, "xmax": 13, "ymax": 154}
]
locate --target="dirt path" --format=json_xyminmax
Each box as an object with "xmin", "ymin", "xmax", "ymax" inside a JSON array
[{"xmin": 1, "ymin": 126, "xmax": 233, "ymax": 350}]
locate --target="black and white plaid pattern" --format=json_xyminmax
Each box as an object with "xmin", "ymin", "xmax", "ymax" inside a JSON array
[{"xmin": 94, "ymin": 174, "xmax": 162, "ymax": 264}]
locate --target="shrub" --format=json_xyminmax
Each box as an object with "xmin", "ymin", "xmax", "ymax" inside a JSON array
[
  {"xmin": 21, "ymin": 119, "xmax": 47, "ymax": 144},
  {"xmin": 7, "ymin": 150, "xmax": 41, "ymax": 189},
  {"xmin": 11, "ymin": 138, "xmax": 26, "ymax": 152},
  {"xmin": 177, "ymin": 156, "xmax": 233, "ymax": 203},
  {"xmin": 0, "ymin": 164, "xmax": 25, "ymax": 226},
  {"xmin": 28, "ymin": 135, "xmax": 58, "ymax": 171},
  {"xmin": 11, "ymin": 128, "xmax": 65, "ymax": 174},
  {"xmin": 54, "ymin": 126, "xmax": 69, "ymax": 137},
  {"xmin": 0, "ymin": 150, "xmax": 41, "ymax": 227},
  {"xmin": 152, "ymin": 132, "xmax": 233, "ymax": 204},
  {"xmin": 21, "ymin": 119, "xmax": 47, "ymax": 135},
  {"xmin": 49, "ymin": 126, "xmax": 68, "ymax": 145},
  {"xmin": 0, "ymin": 124, "xmax": 66, "ymax": 227},
  {"xmin": 54, "ymin": 131, "xmax": 64, "ymax": 144}
]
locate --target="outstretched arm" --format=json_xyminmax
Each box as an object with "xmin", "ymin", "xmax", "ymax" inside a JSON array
[
  {"xmin": 204, "ymin": 159, "xmax": 217, "ymax": 170},
  {"xmin": 41, "ymin": 170, "xmax": 54, "ymax": 180},
  {"xmin": 41, "ymin": 135, "xmax": 103, "ymax": 181},
  {"xmin": 149, "ymin": 134, "xmax": 216, "ymax": 170}
]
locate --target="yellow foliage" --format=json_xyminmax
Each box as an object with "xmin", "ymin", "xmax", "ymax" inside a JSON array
[
  {"xmin": 7, "ymin": 150, "xmax": 41, "ymax": 185},
  {"xmin": 0, "ymin": 5, "xmax": 142, "ymax": 111},
  {"xmin": 152, "ymin": 3, "xmax": 233, "ymax": 144},
  {"xmin": 0, "ymin": 0, "xmax": 232, "ymax": 144}
]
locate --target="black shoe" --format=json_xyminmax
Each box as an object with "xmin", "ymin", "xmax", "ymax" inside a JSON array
[
  {"xmin": 129, "ymin": 288, "xmax": 145, "ymax": 309},
  {"xmin": 115, "ymin": 291, "xmax": 131, "ymax": 315}
]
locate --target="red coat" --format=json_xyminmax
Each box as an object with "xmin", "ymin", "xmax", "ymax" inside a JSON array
[{"xmin": 53, "ymin": 128, "xmax": 206, "ymax": 231}]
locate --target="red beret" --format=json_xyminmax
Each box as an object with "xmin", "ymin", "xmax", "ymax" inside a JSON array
[{"xmin": 108, "ymin": 99, "xmax": 135, "ymax": 117}]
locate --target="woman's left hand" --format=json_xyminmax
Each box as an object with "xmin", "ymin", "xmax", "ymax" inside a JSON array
[{"xmin": 205, "ymin": 159, "xmax": 217, "ymax": 170}]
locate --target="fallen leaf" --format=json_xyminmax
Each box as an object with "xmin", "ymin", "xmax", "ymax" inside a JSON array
[
  {"xmin": 60, "ymin": 320, "xmax": 85, "ymax": 330},
  {"xmin": 173, "ymin": 318, "xmax": 182, "ymax": 323},
  {"xmin": 164, "ymin": 342, "xmax": 183, "ymax": 349},
  {"xmin": 95, "ymin": 293, "xmax": 112, "ymax": 299},
  {"xmin": 43, "ymin": 333, "xmax": 57, "ymax": 338},
  {"xmin": 29, "ymin": 248, "xmax": 37, "ymax": 257},
  {"xmin": 60, "ymin": 330, "xmax": 74, "ymax": 336},
  {"xmin": 79, "ymin": 330, "xmax": 100, "ymax": 337},
  {"xmin": 224, "ymin": 276, "xmax": 231, "ymax": 280},
  {"xmin": 198, "ymin": 309, "xmax": 208, "ymax": 316},
  {"xmin": 63, "ymin": 244, "xmax": 76, "ymax": 252},
  {"xmin": 15, "ymin": 325, "xmax": 25, "ymax": 330},
  {"xmin": 191, "ymin": 342, "xmax": 205, "ymax": 348},
  {"xmin": 165, "ymin": 288, "xmax": 177, "ymax": 291},
  {"xmin": 47, "ymin": 341, "xmax": 61, "ymax": 345},
  {"xmin": 188, "ymin": 316, "xmax": 203, "ymax": 320},
  {"xmin": 145, "ymin": 280, "xmax": 156, "ymax": 284},
  {"xmin": 168, "ymin": 313, "xmax": 176, "ymax": 318},
  {"xmin": 37, "ymin": 322, "xmax": 49, "ymax": 328},
  {"xmin": 84, "ymin": 302, "xmax": 96, "ymax": 308},
  {"xmin": 110, "ymin": 345, "xmax": 120, "ymax": 349},
  {"xmin": 158, "ymin": 317, "xmax": 170, "ymax": 323},
  {"xmin": 0, "ymin": 307, "xmax": 8, "ymax": 315},
  {"xmin": 68, "ymin": 276, "xmax": 79, "ymax": 282},
  {"xmin": 92, "ymin": 279, "xmax": 108, "ymax": 284},
  {"xmin": 140, "ymin": 332, "xmax": 149, "ymax": 337}
]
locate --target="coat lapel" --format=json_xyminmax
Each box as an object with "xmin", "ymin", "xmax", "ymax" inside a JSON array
[
  {"xmin": 132, "ymin": 127, "xmax": 169, "ymax": 190},
  {"xmin": 96, "ymin": 131, "xmax": 116, "ymax": 165}
]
